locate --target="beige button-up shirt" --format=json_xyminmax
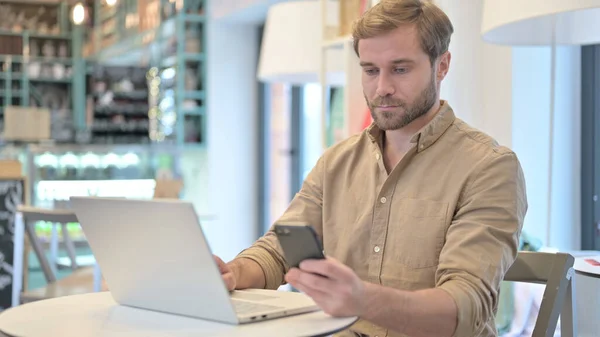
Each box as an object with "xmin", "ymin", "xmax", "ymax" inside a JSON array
[{"xmin": 237, "ymin": 101, "xmax": 527, "ymax": 337}]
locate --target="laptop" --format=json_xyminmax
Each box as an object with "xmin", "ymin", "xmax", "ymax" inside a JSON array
[{"xmin": 69, "ymin": 196, "xmax": 320, "ymax": 324}]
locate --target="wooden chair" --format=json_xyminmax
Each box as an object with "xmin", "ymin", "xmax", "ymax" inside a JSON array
[
  {"xmin": 504, "ymin": 251, "xmax": 577, "ymax": 337},
  {"xmin": 12, "ymin": 206, "xmax": 99, "ymax": 305}
]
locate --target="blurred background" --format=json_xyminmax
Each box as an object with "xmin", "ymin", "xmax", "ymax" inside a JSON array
[{"xmin": 0, "ymin": 1, "xmax": 599, "ymax": 335}]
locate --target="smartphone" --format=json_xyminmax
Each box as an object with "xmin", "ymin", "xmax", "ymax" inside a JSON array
[{"xmin": 274, "ymin": 223, "xmax": 325, "ymax": 268}]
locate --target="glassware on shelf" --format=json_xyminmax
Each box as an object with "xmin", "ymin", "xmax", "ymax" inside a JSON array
[
  {"xmin": 15, "ymin": 144, "xmax": 180, "ymax": 213},
  {"xmin": 184, "ymin": 68, "xmax": 197, "ymax": 90},
  {"xmin": 30, "ymin": 40, "xmax": 40, "ymax": 57},
  {"xmin": 58, "ymin": 41, "xmax": 68, "ymax": 58},
  {"xmin": 41, "ymin": 40, "xmax": 55, "ymax": 59},
  {"xmin": 185, "ymin": 30, "xmax": 200, "ymax": 53},
  {"xmin": 27, "ymin": 62, "xmax": 41, "ymax": 78},
  {"xmin": 59, "ymin": 152, "xmax": 79, "ymax": 180},
  {"xmin": 80, "ymin": 152, "xmax": 101, "ymax": 180},
  {"xmin": 52, "ymin": 63, "xmax": 65, "ymax": 79},
  {"xmin": 34, "ymin": 152, "xmax": 58, "ymax": 180}
]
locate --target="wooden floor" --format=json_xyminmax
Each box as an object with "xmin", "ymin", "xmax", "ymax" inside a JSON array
[{"xmin": 20, "ymin": 267, "xmax": 105, "ymax": 304}]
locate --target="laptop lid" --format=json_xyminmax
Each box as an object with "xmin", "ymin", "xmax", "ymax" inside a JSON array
[{"xmin": 69, "ymin": 197, "xmax": 239, "ymax": 324}]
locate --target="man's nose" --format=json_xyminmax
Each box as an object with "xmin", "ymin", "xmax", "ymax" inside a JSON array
[{"xmin": 376, "ymin": 73, "xmax": 395, "ymax": 97}]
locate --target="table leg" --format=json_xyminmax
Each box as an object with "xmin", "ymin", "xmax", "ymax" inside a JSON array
[
  {"xmin": 11, "ymin": 213, "xmax": 24, "ymax": 307},
  {"xmin": 61, "ymin": 223, "xmax": 78, "ymax": 270},
  {"xmin": 561, "ymin": 272, "xmax": 577, "ymax": 337},
  {"xmin": 49, "ymin": 224, "xmax": 59, "ymax": 271},
  {"xmin": 93, "ymin": 262, "xmax": 102, "ymax": 292}
]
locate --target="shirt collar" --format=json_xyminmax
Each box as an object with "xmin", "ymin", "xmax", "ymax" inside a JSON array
[{"xmin": 367, "ymin": 100, "xmax": 456, "ymax": 153}]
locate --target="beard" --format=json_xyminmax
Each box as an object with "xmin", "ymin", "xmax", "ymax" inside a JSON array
[{"xmin": 365, "ymin": 75, "xmax": 438, "ymax": 131}]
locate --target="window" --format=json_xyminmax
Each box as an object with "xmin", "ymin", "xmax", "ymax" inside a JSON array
[
  {"xmin": 257, "ymin": 83, "xmax": 325, "ymax": 235},
  {"xmin": 581, "ymin": 44, "xmax": 600, "ymax": 250}
]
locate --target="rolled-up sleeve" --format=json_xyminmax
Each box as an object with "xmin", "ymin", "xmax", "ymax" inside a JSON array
[
  {"xmin": 235, "ymin": 234, "xmax": 288, "ymax": 290},
  {"xmin": 235, "ymin": 156, "xmax": 325, "ymax": 290},
  {"xmin": 436, "ymin": 150, "xmax": 527, "ymax": 336}
]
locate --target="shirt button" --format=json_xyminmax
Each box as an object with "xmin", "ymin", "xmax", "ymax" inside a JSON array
[
  {"xmin": 420, "ymin": 144, "xmax": 425, "ymax": 149},
  {"xmin": 374, "ymin": 246, "xmax": 381, "ymax": 253},
  {"xmin": 380, "ymin": 197, "xmax": 387, "ymax": 204},
  {"xmin": 375, "ymin": 153, "xmax": 380, "ymax": 160}
]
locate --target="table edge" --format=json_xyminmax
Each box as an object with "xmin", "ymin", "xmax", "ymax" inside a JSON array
[
  {"xmin": 0, "ymin": 292, "xmax": 360, "ymax": 337},
  {"xmin": 575, "ymin": 269, "xmax": 600, "ymax": 279},
  {"xmin": 0, "ymin": 327, "xmax": 17, "ymax": 337},
  {"xmin": 310, "ymin": 316, "xmax": 359, "ymax": 337}
]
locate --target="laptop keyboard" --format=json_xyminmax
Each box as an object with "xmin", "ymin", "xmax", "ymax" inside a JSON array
[
  {"xmin": 232, "ymin": 299, "xmax": 284, "ymax": 314},
  {"xmin": 230, "ymin": 291, "xmax": 277, "ymax": 302}
]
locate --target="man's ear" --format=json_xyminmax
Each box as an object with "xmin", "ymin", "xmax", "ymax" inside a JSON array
[{"xmin": 437, "ymin": 51, "xmax": 451, "ymax": 82}]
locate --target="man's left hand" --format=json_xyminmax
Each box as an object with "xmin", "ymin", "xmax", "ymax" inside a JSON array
[{"xmin": 285, "ymin": 257, "xmax": 366, "ymax": 317}]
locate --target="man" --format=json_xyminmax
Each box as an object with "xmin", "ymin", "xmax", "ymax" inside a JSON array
[{"xmin": 215, "ymin": 0, "xmax": 527, "ymax": 336}]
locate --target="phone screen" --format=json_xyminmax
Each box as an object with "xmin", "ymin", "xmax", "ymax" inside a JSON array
[{"xmin": 274, "ymin": 223, "xmax": 325, "ymax": 268}]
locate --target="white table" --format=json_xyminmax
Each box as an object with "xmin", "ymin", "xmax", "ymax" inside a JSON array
[
  {"xmin": 573, "ymin": 255, "xmax": 600, "ymax": 337},
  {"xmin": 0, "ymin": 292, "xmax": 357, "ymax": 337},
  {"xmin": 574, "ymin": 255, "xmax": 600, "ymax": 278}
]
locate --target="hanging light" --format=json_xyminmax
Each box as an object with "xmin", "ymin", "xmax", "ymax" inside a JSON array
[
  {"xmin": 106, "ymin": 0, "xmax": 118, "ymax": 6},
  {"xmin": 72, "ymin": 2, "xmax": 85, "ymax": 25}
]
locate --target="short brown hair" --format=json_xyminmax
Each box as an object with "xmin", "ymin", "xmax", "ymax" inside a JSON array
[{"xmin": 352, "ymin": 0, "xmax": 454, "ymax": 65}]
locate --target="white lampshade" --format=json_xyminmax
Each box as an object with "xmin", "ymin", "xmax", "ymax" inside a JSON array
[
  {"xmin": 482, "ymin": 0, "xmax": 600, "ymax": 45},
  {"xmin": 258, "ymin": 0, "xmax": 344, "ymax": 85}
]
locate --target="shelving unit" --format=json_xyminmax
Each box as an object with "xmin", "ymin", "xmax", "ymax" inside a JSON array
[
  {"xmin": 0, "ymin": 0, "xmax": 86, "ymax": 143},
  {"xmin": 86, "ymin": 0, "xmax": 207, "ymax": 146},
  {"xmin": 158, "ymin": 2, "xmax": 206, "ymax": 144},
  {"xmin": 86, "ymin": 65, "xmax": 151, "ymax": 144},
  {"xmin": 318, "ymin": 0, "xmax": 373, "ymax": 150}
]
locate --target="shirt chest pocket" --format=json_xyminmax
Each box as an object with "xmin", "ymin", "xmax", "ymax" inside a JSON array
[{"xmin": 385, "ymin": 198, "xmax": 449, "ymax": 269}]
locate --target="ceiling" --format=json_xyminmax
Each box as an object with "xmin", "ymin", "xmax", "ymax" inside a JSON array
[{"xmin": 213, "ymin": 0, "xmax": 295, "ymax": 24}]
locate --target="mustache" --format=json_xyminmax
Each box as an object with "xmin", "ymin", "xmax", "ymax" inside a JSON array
[{"xmin": 371, "ymin": 97, "xmax": 406, "ymax": 107}]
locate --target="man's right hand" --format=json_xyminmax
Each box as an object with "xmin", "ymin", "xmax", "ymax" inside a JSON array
[{"xmin": 214, "ymin": 255, "xmax": 236, "ymax": 291}]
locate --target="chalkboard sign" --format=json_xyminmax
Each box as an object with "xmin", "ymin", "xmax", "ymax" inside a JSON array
[{"xmin": 0, "ymin": 179, "xmax": 24, "ymax": 310}]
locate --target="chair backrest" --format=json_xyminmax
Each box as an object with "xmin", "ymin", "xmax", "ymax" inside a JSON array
[
  {"xmin": 504, "ymin": 251, "xmax": 576, "ymax": 337},
  {"xmin": 17, "ymin": 205, "xmax": 79, "ymax": 283},
  {"xmin": 17, "ymin": 206, "xmax": 78, "ymax": 223},
  {"xmin": 14, "ymin": 206, "xmax": 98, "ymax": 306}
]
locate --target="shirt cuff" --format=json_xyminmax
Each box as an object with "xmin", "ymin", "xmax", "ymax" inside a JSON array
[
  {"xmin": 236, "ymin": 245, "xmax": 285, "ymax": 290},
  {"xmin": 438, "ymin": 281, "xmax": 483, "ymax": 337}
]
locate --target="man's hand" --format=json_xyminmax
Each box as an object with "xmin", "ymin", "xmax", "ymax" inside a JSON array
[
  {"xmin": 214, "ymin": 255, "xmax": 236, "ymax": 291},
  {"xmin": 285, "ymin": 257, "xmax": 366, "ymax": 317}
]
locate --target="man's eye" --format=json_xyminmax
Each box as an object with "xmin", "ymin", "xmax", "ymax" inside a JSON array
[
  {"xmin": 394, "ymin": 68, "xmax": 408, "ymax": 74},
  {"xmin": 364, "ymin": 69, "xmax": 379, "ymax": 76}
]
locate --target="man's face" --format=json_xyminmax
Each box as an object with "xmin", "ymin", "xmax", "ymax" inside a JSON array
[{"xmin": 358, "ymin": 25, "xmax": 450, "ymax": 131}]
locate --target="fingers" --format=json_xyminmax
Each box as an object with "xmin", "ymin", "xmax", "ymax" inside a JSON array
[
  {"xmin": 213, "ymin": 255, "xmax": 229, "ymax": 274},
  {"xmin": 214, "ymin": 256, "xmax": 236, "ymax": 290},
  {"xmin": 285, "ymin": 267, "xmax": 335, "ymax": 293},
  {"xmin": 299, "ymin": 257, "xmax": 350, "ymax": 281},
  {"xmin": 223, "ymin": 273, "xmax": 236, "ymax": 291},
  {"xmin": 290, "ymin": 278, "xmax": 330, "ymax": 300},
  {"xmin": 286, "ymin": 268, "xmax": 343, "ymax": 316},
  {"xmin": 214, "ymin": 255, "xmax": 225, "ymax": 266}
]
